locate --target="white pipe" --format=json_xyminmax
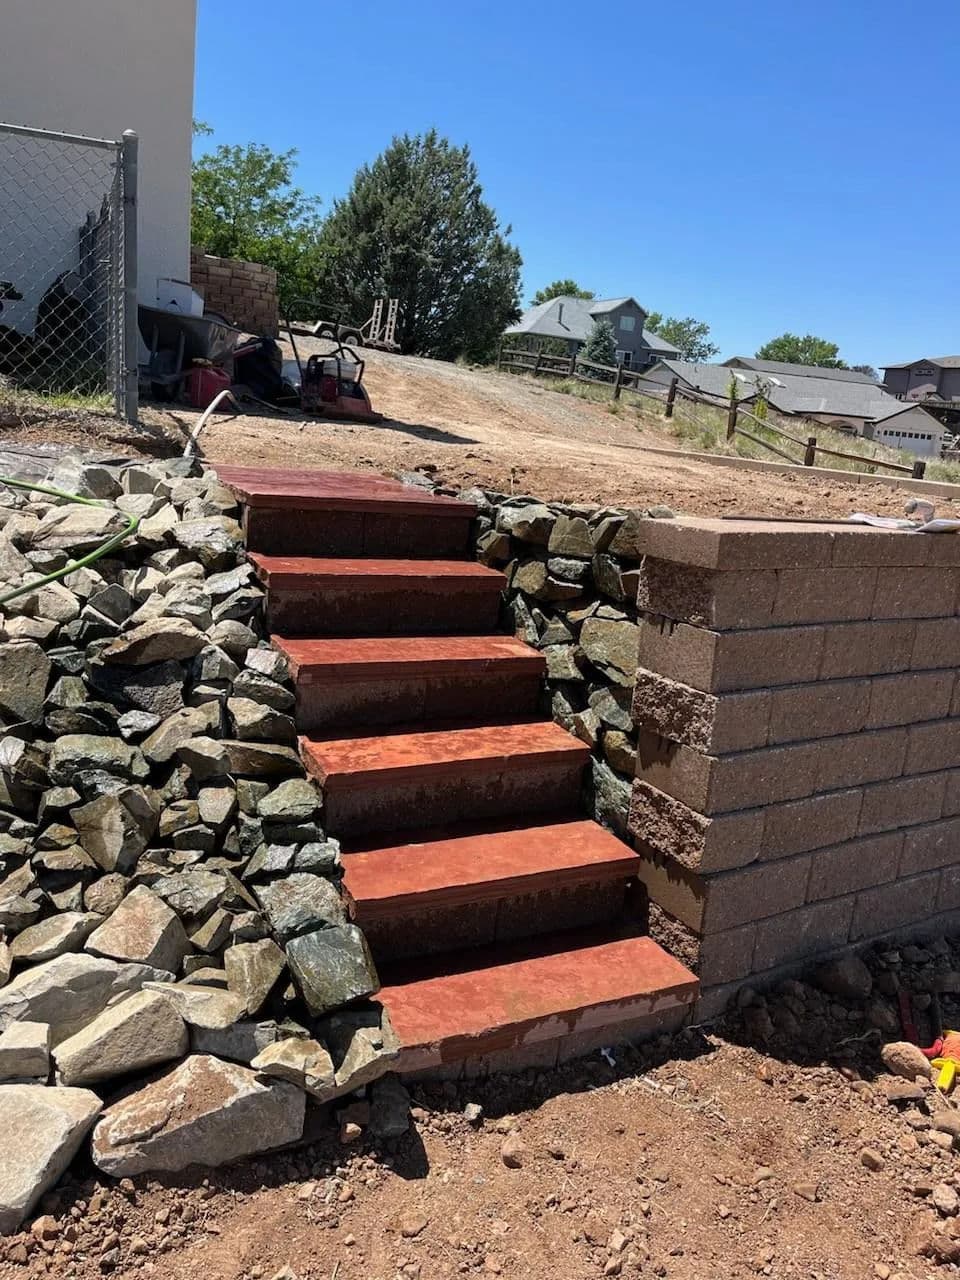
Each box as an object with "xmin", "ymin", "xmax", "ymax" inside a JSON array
[{"xmin": 182, "ymin": 388, "xmax": 240, "ymax": 459}]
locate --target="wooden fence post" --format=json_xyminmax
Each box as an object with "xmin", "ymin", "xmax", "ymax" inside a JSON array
[
  {"xmin": 496, "ymin": 340, "xmax": 503, "ymax": 371},
  {"xmin": 665, "ymin": 376, "xmax": 678, "ymax": 418},
  {"xmin": 613, "ymin": 362, "xmax": 624, "ymax": 401},
  {"xmin": 533, "ymin": 351, "xmax": 543, "ymax": 377},
  {"xmin": 726, "ymin": 391, "xmax": 739, "ymax": 440},
  {"xmin": 569, "ymin": 354, "xmax": 577, "ymax": 376},
  {"xmin": 913, "ymin": 458, "xmax": 927, "ymax": 479},
  {"xmin": 804, "ymin": 436, "xmax": 817, "ymax": 467}
]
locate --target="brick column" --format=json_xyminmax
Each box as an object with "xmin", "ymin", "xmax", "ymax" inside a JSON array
[{"xmin": 626, "ymin": 517, "xmax": 960, "ymax": 1015}]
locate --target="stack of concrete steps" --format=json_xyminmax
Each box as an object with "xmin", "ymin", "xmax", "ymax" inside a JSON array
[{"xmin": 220, "ymin": 466, "xmax": 698, "ymax": 1076}]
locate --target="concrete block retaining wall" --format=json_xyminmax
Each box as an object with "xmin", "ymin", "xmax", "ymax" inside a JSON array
[
  {"xmin": 625, "ymin": 516, "xmax": 960, "ymax": 1015},
  {"xmin": 190, "ymin": 250, "xmax": 279, "ymax": 338}
]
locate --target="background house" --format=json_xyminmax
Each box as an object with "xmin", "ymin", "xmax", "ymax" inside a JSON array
[
  {"xmin": 504, "ymin": 295, "xmax": 680, "ymax": 368},
  {"xmin": 2, "ymin": 0, "xmax": 196, "ymax": 332},
  {"xmin": 645, "ymin": 358, "xmax": 944, "ymax": 458},
  {"xmin": 882, "ymin": 356, "xmax": 960, "ymax": 403}
]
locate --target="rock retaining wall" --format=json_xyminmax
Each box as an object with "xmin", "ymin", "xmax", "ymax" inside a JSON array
[
  {"xmin": 459, "ymin": 485, "xmax": 676, "ymax": 837},
  {"xmin": 0, "ymin": 455, "xmax": 396, "ymax": 1230}
]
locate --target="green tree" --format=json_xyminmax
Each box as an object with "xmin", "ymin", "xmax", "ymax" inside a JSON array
[
  {"xmin": 313, "ymin": 131, "xmax": 521, "ymax": 361},
  {"xmin": 191, "ymin": 139, "xmax": 324, "ymax": 309},
  {"xmin": 580, "ymin": 318, "xmax": 616, "ymax": 367},
  {"xmin": 755, "ymin": 333, "xmax": 847, "ymax": 368},
  {"xmin": 531, "ymin": 279, "xmax": 594, "ymax": 305},
  {"xmin": 645, "ymin": 312, "xmax": 719, "ymax": 362},
  {"xmin": 851, "ymin": 363, "xmax": 879, "ymax": 380}
]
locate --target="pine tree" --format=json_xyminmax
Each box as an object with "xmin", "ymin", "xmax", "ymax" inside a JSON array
[
  {"xmin": 580, "ymin": 318, "xmax": 617, "ymax": 367},
  {"xmin": 314, "ymin": 131, "xmax": 521, "ymax": 361}
]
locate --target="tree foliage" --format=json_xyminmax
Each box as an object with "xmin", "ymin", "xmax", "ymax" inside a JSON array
[
  {"xmin": 645, "ymin": 312, "xmax": 719, "ymax": 362},
  {"xmin": 312, "ymin": 131, "xmax": 521, "ymax": 361},
  {"xmin": 755, "ymin": 333, "xmax": 846, "ymax": 368},
  {"xmin": 581, "ymin": 318, "xmax": 616, "ymax": 367},
  {"xmin": 851, "ymin": 363, "xmax": 879, "ymax": 381},
  {"xmin": 191, "ymin": 140, "xmax": 324, "ymax": 309},
  {"xmin": 532, "ymin": 279, "xmax": 594, "ymax": 305}
]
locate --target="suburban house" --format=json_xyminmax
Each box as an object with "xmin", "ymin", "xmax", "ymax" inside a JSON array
[
  {"xmin": 882, "ymin": 356, "xmax": 960, "ymax": 403},
  {"xmin": 644, "ymin": 358, "xmax": 945, "ymax": 458},
  {"xmin": 504, "ymin": 295, "xmax": 680, "ymax": 369}
]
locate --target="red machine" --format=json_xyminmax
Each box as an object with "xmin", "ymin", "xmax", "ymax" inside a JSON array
[{"xmin": 300, "ymin": 342, "xmax": 382, "ymax": 424}]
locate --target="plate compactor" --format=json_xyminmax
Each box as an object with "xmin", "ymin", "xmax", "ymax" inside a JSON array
[{"xmin": 300, "ymin": 341, "xmax": 382, "ymax": 423}]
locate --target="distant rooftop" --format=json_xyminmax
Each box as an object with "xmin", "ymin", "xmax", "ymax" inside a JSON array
[
  {"xmin": 725, "ymin": 357, "xmax": 877, "ymax": 384},
  {"xmin": 883, "ymin": 355, "xmax": 960, "ymax": 370},
  {"xmin": 504, "ymin": 295, "xmax": 681, "ymax": 353}
]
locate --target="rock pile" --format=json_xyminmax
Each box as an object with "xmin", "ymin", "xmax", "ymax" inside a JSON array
[
  {"xmin": 0, "ymin": 454, "xmax": 397, "ymax": 1231},
  {"xmin": 442, "ymin": 479, "xmax": 672, "ymax": 835}
]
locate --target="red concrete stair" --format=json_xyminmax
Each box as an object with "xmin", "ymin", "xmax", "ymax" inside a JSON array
[
  {"xmin": 378, "ymin": 933, "xmax": 699, "ymax": 1076},
  {"xmin": 301, "ymin": 720, "xmax": 589, "ymax": 835},
  {"xmin": 217, "ymin": 464, "xmax": 699, "ymax": 1074},
  {"xmin": 274, "ymin": 634, "xmax": 545, "ymax": 731},
  {"xmin": 343, "ymin": 816, "xmax": 638, "ymax": 959},
  {"xmin": 218, "ymin": 465, "xmax": 475, "ymax": 558},
  {"xmin": 249, "ymin": 555, "xmax": 505, "ymax": 636}
]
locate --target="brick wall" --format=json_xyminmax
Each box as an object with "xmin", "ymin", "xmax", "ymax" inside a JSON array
[
  {"xmin": 190, "ymin": 250, "xmax": 278, "ymax": 337},
  {"xmin": 625, "ymin": 516, "xmax": 960, "ymax": 1016}
]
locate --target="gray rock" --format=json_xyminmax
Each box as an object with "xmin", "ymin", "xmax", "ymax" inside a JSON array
[
  {"xmin": 54, "ymin": 989, "xmax": 188, "ymax": 1086},
  {"xmin": 86, "ymin": 886, "xmax": 191, "ymax": 973},
  {"xmin": 257, "ymin": 778, "xmax": 321, "ymax": 822},
  {"xmin": 48, "ymin": 735, "xmax": 149, "ymax": 785},
  {"xmin": 228, "ymin": 697, "xmax": 296, "ymax": 744},
  {"xmin": 0, "ymin": 1021, "xmax": 50, "ymax": 1081},
  {"xmin": 102, "ymin": 616, "xmax": 206, "ymax": 666},
  {"xmin": 251, "ymin": 1036, "xmax": 337, "ymax": 1098},
  {"xmin": 72, "ymin": 786, "xmax": 157, "ymax": 872},
  {"xmin": 221, "ymin": 741, "xmax": 302, "ymax": 777},
  {"xmin": 603, "ymin": 729, "xmax": 637, "ymax": 776},
  {"xmin": 588, "ymin": 759, "xmax": 631, "ymax": 837},
  {"xmin": 87, "ymin": 658, "xmax": 185, "ymax": 718},
  {"xmin": 321, "ymin": 1003, "xmax": 400, "ymax": 1092},
  {"xmin": 496, "ymin": 503, "xmax": 555, "ymax": 544},
  {"xmin": 10, "ymin": 913, "xmax": 100, "ymax": 965},
  {"xmin": 245, "ymin": 647, "xmax": 289, "ymax": 682},
  {"xmin": 231, "ymin": 669, "xmax": 294, "ymax": 710},
  {"xmin": 161, "ymin": 582, "xmax": 212, "ymax": 630},
  {"xmin": 191, "ymin": 1019, "xmax": 279, "ymax": 1065},
  {"xmin": 117, "ymin": 709, "xmax": 161, "ymax": 740},
  {"xmin": 0, "ymin": 1084, "xmax": 101, "ymax": 1233},
  {"xmin": 141, "ymin": 702, "xmax": 220, "ymax": 765},
  {"xmin": 224, "ymin": 938, "xmax": 286, "ymax": 1015},
  {"xmin": 84, "ymin": 873, "xmax": 129, "ymax": 917},
  {"xmin": 295, "ymin": 840, "xmax": 341, "ymax": 874},
  {"xmin": 159, "ymin": 798, "xmax": 200, "ymax": 837},
  {"xmin": 287, "ymin": 926, "xmax": 379, "ymax": 1016},
  {"xmin": 0, "ymin": 894, "xmax": 41, "ymax": 935},
  {"xmin": 548, "ymin": 514, "xmax": 594, "ymax": 557},
  {"xmin": 0, "ymin": 953, "xmax": 172, "ymax": 1045},
  {"xmin": 189, "ymin": 908, "xmax": 233, "ymax": 953},
  {"xmin": 177, "ymin": 735, "xmax": 231, "ymax": 780},
  {"xmin": 91, "ymin": 1054, "xmax": 304, "ymax": 1176},
  {"xmin": 173, "ymin": 517, "xmax": 243, "ymax": 570},
  {"xmin": 370, "ymin": 1074, "xmax": 411, "ymax": 1140},
  {"xmin": 144, "ymin": 982, "xmax": 246, "ymax": 1029},
  {"xmin": 543, "ymin": 644, "xmax": 583, "ymax": 682},
  {"xmin": 30, "ymin": 505, "xmax": 127, "ymax": 553},
  {"xmin": 579, "ymin": 617, "xmax": 640, "ymax": 686},
  {"xmin": 198, "ymin": 785, "xmax": 237, "ymax": 831},
  {"xmin": 32, "ymin": 582, "xmax": 81, "ymax": 624},
  {"xmin": 815, "ymin": 954, "xmax": 873, "ymax": 1001},
  {"xmin": 194, "ymin": 644, "xmax": 240, "ymax": 683},
  {"xmin": 207, "ymin": 620, "xmax": 257, "ymax": 659},
  {"xmin": 588, "ymin": 685, "xmax": 634, "ymax": 732},
  {"xmin": 255, "ymin": 875, "xmax": 345, "ymax": 941},
  {"xmin": 0, "ymin": 641, "xmax": 50, "ymax": 725},
  {"xmin": 153, "ymin": 869, "xmax": 228, "ymax": 920}
]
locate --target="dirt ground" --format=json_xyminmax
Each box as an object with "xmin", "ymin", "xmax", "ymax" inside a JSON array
[
  {"xmin": 1, "ymin": 345, "xmax": 944, "ymax": 517},
  {"xmin": 1, "ymin": 1020, "xmax": 952, "ymax": 1280}
]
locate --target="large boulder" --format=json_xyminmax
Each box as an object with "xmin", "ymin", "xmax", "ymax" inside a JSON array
[
  {"xmin": 254, "ymin": 875, "xmax": 345, "ymax": 942},
  {"xmin": 9, "ymin": 913, "xmax": 100, "ymax": 965},
  {"xmin": 91, "ymin": 1055, "xmax": 304, "ymax": 1175},
  {"xmin": 286, "ymin": 925, "xmax": 379, "ymax": 1016},
  {"xmin": 223, "ymin": 939, "xmax": 286, "ymax": 1015},
  {"xmin": 0, "ymin": 953, "xmax": 172, "ymax": 1045},
  {"xmin": 0, "ymin": 1084, "xmax": 101, "ymax": 1233},
  {"xmin": 71, "ymin": 786, "xmax": 157, "ymax": 872},
  {"xmin": 579, "ymin": 617, "xmax": 640, "ymax": 686},
  {"xmin": 85, "ymin": 886, "xmax": 190, "ymax": 973},
  {"xmin": 54, "ymin": 989, "xmax": 188, "ymax": 1086},
  {"xmin": 101, "ymin": 617, "xmax": 206, "ymax": 666},
  {"xmin": 48, "ymin": 736, "xmax": 149, "ymax": 786}
]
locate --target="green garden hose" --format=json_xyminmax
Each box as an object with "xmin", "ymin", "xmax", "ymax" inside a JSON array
[{"xmin": 0, "ymin": 477, "xmax": 140, "ymax": 609}]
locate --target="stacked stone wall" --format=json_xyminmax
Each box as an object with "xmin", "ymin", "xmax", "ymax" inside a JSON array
[{"xmin": 190, "ymin": 250, "xmax": 278, "ymax": 337}]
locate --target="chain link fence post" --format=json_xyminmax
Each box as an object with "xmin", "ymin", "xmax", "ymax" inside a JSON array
[{"xmin": 121, "ymin": 130, "xmax": 139, "ymax": 424}]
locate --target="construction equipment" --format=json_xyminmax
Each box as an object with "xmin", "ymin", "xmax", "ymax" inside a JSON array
[
  {"xmin": 299, "ymin": 340, "xmax": 382, "ymax": 424},
  {"xmin": 288, "ymin": 297, "xmax": 400, "ymax": 351}
]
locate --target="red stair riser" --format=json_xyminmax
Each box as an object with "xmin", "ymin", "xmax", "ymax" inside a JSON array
[
  {"xmin": 295, "ymin": 671, "xmax": 542, "ymax": 732},
  {"xmin": 244, "ymin": 507, "xmax": 472, "ymax": 558},
  {"xmin": 266, "ymin": 583, "xmax": 502, "ymax": 637}
]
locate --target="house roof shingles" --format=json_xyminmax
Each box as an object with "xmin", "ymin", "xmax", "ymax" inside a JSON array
[
  {"xmin": 883, "ymin": 355, "xmax": 960, "ymax": 370},
  {"xmin": 504, "ymin": 295, "xmax": 680, "ymax": 353},
  {"xmin": 726, "ymin": 357, "xmax": 877, "ymax": 385}
]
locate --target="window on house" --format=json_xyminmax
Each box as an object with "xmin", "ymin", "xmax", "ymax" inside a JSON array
[
  {"xmin": 618, "ymin": 315, "xmax": 636, "ymax": 332},
  {"xmin": 615, "ymin": 350, "xmax": 633, "ymax": 367}
]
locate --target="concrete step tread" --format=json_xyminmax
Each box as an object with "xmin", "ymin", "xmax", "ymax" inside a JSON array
[
  {"xmin": 275, "ymin": 634, "xmax": 544, "ymax": 681},
  {"xmin": 218, "ymin": 465, "xmax": 475, "ymax": 517},
  {"xmin": 302, "ymin": 720, "xmax": 590, "ymax": 790},
  {"xmin": 343, "ymin": 816, "xmax": 638, "ymax": 916},
  {"xmin": 378, "ymin": 931, "xmax": 699, "ymax": 1067},
  {"xmin": 250, "ymin": 554, "xmax": 506, "ymax": 590}
]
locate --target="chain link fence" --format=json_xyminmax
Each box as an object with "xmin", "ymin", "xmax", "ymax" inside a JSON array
[{"xmin": 0, "ymin": 121, "xmax": 138, "ymax": 421}]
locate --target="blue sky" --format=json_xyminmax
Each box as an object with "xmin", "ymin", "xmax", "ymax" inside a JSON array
[{"xmin": 195, "ymin": 0, "xmax": 958, "ymax": 369}]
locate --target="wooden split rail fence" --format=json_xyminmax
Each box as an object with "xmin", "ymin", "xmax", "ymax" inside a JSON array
[{"xmin": 496, "ymin": 345, "xmax": 927, "ymax": 480}]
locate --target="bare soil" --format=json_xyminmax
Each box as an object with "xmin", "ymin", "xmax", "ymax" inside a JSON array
[{"xmin": 1, "ymin": 346, "xmax": 943, "ymax": 517}]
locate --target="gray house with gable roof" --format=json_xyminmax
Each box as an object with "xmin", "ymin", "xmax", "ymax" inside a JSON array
[{"xmin": 504, "ymin": 295, "xmax": 680, "ymax": 369}]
